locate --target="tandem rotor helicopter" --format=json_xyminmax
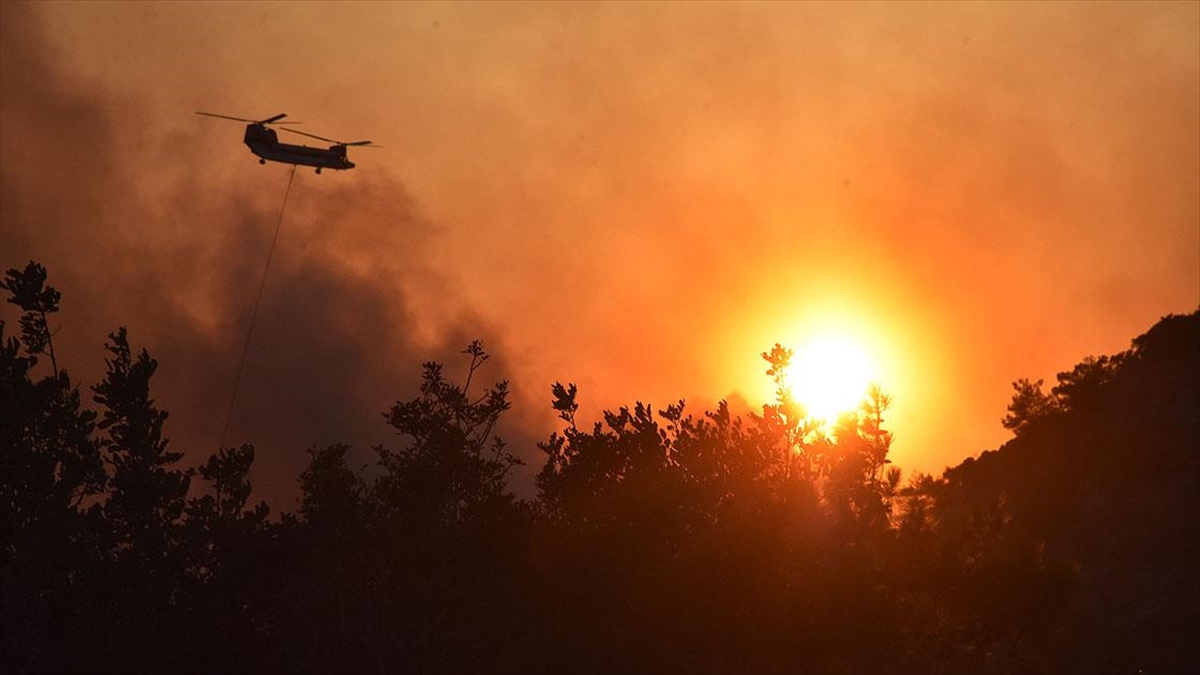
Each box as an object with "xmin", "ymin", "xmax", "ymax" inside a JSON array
[{"xmin": 196, "ymin": 112, "xmax": 378, "ymax": 173}]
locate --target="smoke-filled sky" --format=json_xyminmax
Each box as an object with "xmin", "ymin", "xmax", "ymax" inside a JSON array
[{"xmin": 2, "ymin": 1, "xmax": 1197, "ymax": 506}]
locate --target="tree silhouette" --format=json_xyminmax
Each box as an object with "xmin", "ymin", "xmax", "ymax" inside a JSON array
[
  {"xmin": 280, "ymin": 442, "xmax": 374, "ymax": 674},
  {"xmin": 95, "ymin": 328, "xmax": 190, "ymax": 563},
  {"xmin": 299, "ymin": 442, "xmax": 364, "ymax": 530},
  {"xmin": 1, "ymin": 265, "xmax": 105, "ymax": 540},
  {"xmin": 184, "ymin": 443, "xmax": 270, "ymax": 590},
  {"xmin": 86, "ymin": 328, "xmax": 190, "ymax": 670},
  {"xmin": 1052, "ymin": 354, "xmax": 1119, "ymax": 412},
  {"xmin": 2, "ymin": 262, "xmax": 63, "ymax": 377},
  {"xmin": 354, "ymin": 340, "xmax": 526, "ymax": 673},
  {"xmin": 180, "ymin": 445, "xmax": 275, "ymax": 672},
  {"xmin": 1, "ymin": 263, "xmax": 105, "ymax": 672},
  {"xmin": 760, "ymin": 342, "xmax": 821, "ymax": 480},
  {"xmin": 375, "ymin": 340, "xmax": 519, "ymax": 529},
  {"xmin": 1002, "ymin": 377, "xmax": 1058, "ymax": 436},
  {"xmin": 820, "ymin": 385, "xmax": 900, "ymax": 536}
]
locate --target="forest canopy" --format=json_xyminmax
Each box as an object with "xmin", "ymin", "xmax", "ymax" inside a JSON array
[{"xmin": 2, "ymin": 261, "xmax": 1197, "ymax": 674}]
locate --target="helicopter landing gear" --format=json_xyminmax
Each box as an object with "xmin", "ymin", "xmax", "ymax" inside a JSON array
[
  {"xmin": 315, "ymin": 167, "xmax": 322, "ymax": 175},
  {"xmin": 259, "ymin": 159, "xmax": 266, "ymax": 165}
]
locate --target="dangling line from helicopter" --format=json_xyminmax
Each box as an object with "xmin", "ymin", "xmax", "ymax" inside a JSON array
[{"xmin": 219, "ymin": 163, "xmax": 298, "ymax": 451}]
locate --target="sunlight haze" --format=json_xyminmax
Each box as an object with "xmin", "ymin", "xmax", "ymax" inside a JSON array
[{"xmin": 787, "ymin": 334, "xmax": 876, "ymax": 423}]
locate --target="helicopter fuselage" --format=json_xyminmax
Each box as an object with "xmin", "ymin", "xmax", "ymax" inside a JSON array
[{"xmin": 243, "ymin": 124, "xmax": 355, "ymax": 171}]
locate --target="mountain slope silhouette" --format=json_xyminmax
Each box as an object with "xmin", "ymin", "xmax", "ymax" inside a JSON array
[{"xmin": 937, "ymin": 310, "xmax": 1200, "ymax": 673}]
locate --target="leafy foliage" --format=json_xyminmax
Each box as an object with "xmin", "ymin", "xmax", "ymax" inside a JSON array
[
  {"xmin": 1002, "ymin": 377, "xmax": 1058, "ymax": 435},
  {"xmin": 96, "ymin": 327, "xmax": 190, "ymax": 558},
  {"xmin": 375, "ymin": 339, "xmax": 520, "ymax": 529},
  {"xmin": 2, "ymin": 262, "xmax": 62, "ymax": 375}
]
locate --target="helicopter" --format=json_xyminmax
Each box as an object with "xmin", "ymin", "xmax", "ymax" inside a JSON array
[{"xmin": 196, "ymin": 112, "xmax": 377, "ymax": 173}]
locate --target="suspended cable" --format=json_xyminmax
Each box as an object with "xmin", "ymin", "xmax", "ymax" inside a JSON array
[{"xmin": 219, "ymin": 163, "xmax": 298, "ymax": 451}]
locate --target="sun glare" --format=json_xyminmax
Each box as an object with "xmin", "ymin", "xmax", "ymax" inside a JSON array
[{"xmin": 786, "ymin": 335, "xmax": 875, "ymax": 422}]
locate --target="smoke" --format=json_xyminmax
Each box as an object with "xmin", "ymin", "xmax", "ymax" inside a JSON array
[
  {"xmin": 0, "ymin": 2, "xmax": 525, "ymax": 507},
  {"xmin": 3, "ymin": 1, "xmax": 1197, "ymax": 495}
]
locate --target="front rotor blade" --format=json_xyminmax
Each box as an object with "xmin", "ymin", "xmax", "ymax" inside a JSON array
[
  {"xmin": 196, "ymin": 111, "xmax": 257, "ymax": 123},
  {"xmin": 258, "ymin": 113, "xmax": 289, "ymax": 125}
]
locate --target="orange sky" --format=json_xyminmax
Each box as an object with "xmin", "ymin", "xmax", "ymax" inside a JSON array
[{"xmin": 2, "ymin": 1, "xmax": 1197, "ymax": 504}]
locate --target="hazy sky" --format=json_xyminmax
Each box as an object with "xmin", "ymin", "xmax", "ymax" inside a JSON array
[{"xmin": 2, "ymin": 1, "xmax": 1197, "ymax": 505}]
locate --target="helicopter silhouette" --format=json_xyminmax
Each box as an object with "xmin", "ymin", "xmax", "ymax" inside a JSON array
[{"xmin": 196, "ymin": 112, "xmax": 378, "ymax": 173}]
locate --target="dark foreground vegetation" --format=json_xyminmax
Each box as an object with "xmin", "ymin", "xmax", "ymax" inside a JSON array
[{"xmin": 2, "ymin": 261, "xmax": 1197, "ymax": 674}]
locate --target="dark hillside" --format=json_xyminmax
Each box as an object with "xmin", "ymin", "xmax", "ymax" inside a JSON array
[{"xmin": 937, "ymin": 310, "xmax": 1200, "ymax": 673}]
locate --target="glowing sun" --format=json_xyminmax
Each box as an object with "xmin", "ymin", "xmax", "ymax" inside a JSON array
[{"xmin": 786, "ymin": 335, "xmax": 876, "ymax": 422}]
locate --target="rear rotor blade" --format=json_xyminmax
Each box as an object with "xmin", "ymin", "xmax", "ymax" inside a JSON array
[
  {"xmin": 258, "ymin": 113, "xmax": 289, "ymax": 125},
  {"xmin": 281, "ymin": 127, "xmax": 344, "ymax": 144},
  {"xmin": 343, "ymin": 141, "xmax": 381, "ymax": 147}
]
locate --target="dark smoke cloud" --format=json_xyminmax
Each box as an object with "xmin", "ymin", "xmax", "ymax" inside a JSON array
[{"xmin": 0, "ymin": 2, "xmax": 526, "ymax": 507}]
